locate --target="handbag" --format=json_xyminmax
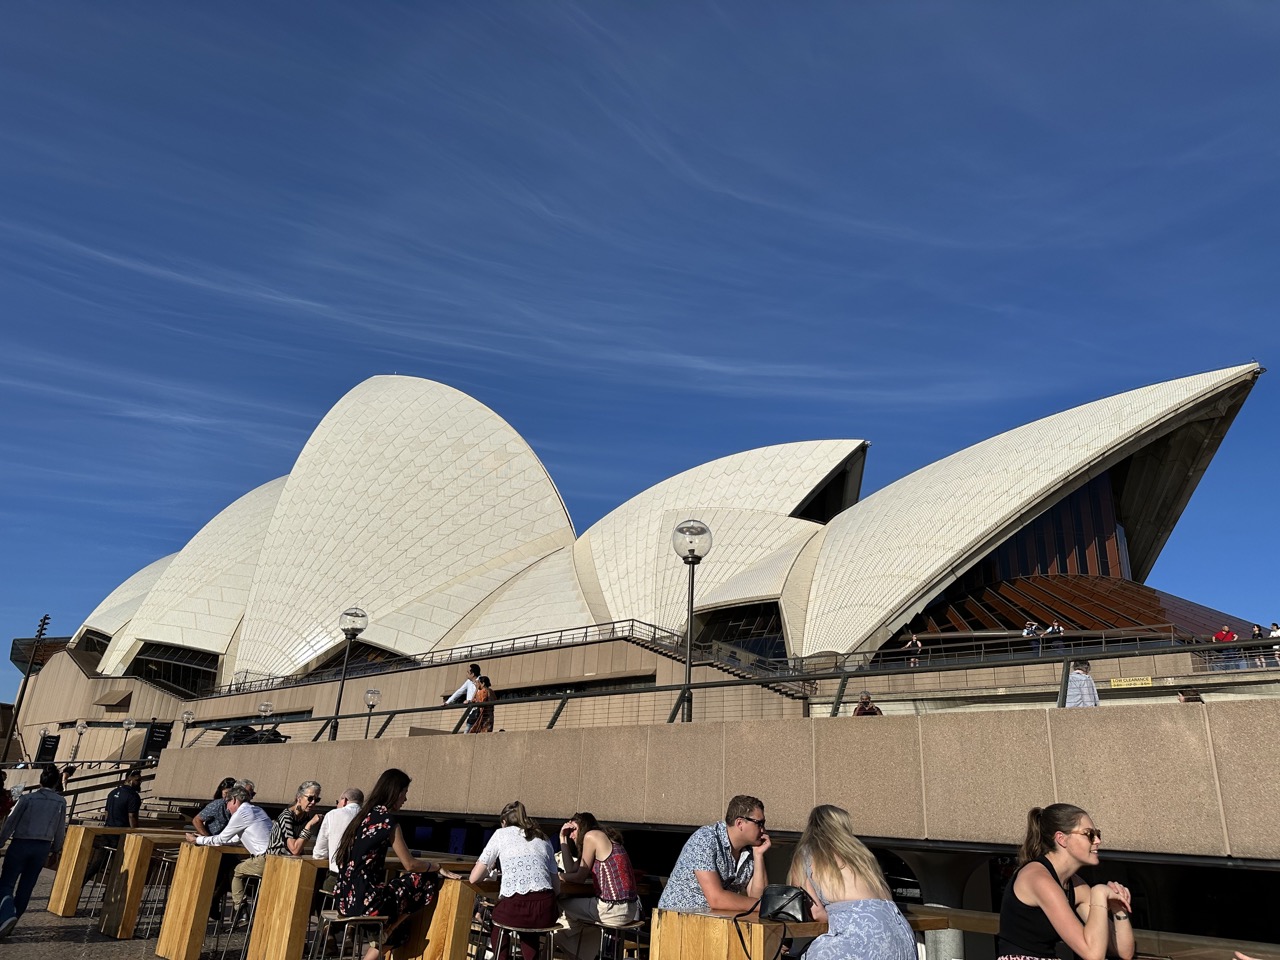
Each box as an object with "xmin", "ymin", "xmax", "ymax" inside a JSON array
[
  {"xmin": 734, "ymin": 885, "xmax": 816, "ymax": 960},
  {"xmin": 759, "ymin": 884, "xmax": 813, "ymax": 922}
]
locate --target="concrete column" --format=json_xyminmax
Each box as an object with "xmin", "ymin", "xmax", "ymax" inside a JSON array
[{"xmin": 893, "ymin": 849, "xmax": 990, "ymax": 960}]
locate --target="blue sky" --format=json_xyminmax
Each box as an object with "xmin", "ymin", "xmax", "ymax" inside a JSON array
[{"xmin": 3, "ymin": 3, "xmax": 1278, "ymax": 699}]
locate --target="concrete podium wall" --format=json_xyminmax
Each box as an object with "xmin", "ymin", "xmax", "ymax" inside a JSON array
[{"xmin": 151, "ymin": 699, "xmax": 1280, "ymax": 860}]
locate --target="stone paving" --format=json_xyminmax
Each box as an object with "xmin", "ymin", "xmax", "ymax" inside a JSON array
[{"xmin": 0, "ymin": 868, "xmax": 235, "ymax": 960}]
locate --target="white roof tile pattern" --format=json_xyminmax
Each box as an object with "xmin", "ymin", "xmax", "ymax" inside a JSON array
[
  {"xmin": 801, "ymin": 363, "xmax": 1261, "ymax": 656},
  {"xmin": 453, "ymin": 546, "xmax": 595, "ymax": 646},
  {"xmin": 79, "ymin": 554, "xmax": 176, "ymax": 641},
  {"xmin": 234, "ymin": 377, "xmax": 574, "ymax": 677},
  {"xmin": 696, "ymin": 526, "xmax": 820, "ymax": 612},
  {"xmin": 576, "ymin": 441, "xmax": 865, "ymax": 631},
  {"xmin": 97, "ymin": 478, "xmax": 286, "ymax": 675},
  {"xmin": 73, "ymin": 366, "xmax": 1258, "ymax": 683}
]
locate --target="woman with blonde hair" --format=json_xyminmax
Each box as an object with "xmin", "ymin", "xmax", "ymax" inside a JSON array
[
  {"xmin": 996, "ymin": 803, "xmax": 1134, "ymax": 960},
  {"xmin": 788, "ymin": 804, "xmax": 916, "ymax": 959}
]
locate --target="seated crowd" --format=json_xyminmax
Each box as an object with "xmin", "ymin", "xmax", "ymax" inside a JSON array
[{"xmin": 179, "ymin": 772, "xmax": 922, "ymax": 960}]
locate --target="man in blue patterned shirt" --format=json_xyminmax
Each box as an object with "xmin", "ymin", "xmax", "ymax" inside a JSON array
[{"xmin": 657, "ymin": 795, "xmax": 770, "ymax": 913}]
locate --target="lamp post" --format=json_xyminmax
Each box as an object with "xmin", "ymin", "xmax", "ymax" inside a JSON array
[
  {"xmin": 38, "ymin": 727, "xmax": 48, "ymax": 760},
  {"xmin": 331, "ymin": 607, "xmax": 368, "ymax": 741},
  {"xmin": 118, "ymin": 717, "xmax": 136, "ymax": 765},
  {"xmin": 180, "ymin": 710, "xmax": 196, "ymax": 748},
  {"xmin": 72, "ymin": 721, "xmax": 88, "ymax": 762},
  {"xmin": 671, "ymin": 520, "xmax": 713, "ymax": 723},
  {"xmin": 257, "ymin": 702, "xmax": 273, "ymax": 734},
  {"xmin": 363, "ymin": 689, "xmax": 382, "ymax": 739}
]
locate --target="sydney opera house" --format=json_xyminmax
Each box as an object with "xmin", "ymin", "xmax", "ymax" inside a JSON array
[
  {"xmin": 13, "ymin": 361, "xmax": 1280, "ymax": 950},
  {"xmin": 11, "ymin": 361, "xmax": 1263, "ymax": 746}
]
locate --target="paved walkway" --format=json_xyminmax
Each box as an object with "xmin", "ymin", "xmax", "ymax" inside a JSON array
[{"xmin": 1, "ymin": 869, "xmax": 232, "ymax": 959}]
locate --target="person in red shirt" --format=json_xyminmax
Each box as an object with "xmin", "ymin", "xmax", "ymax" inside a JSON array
[{"xmin": 1211, "ymin": 625, "xmax": 1240, "ymax": 671}]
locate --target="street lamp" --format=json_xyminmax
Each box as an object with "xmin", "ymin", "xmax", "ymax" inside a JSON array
[
  {"xmin": 257, "ymin": 702, "xmax": 274, "ymax": 733},
  {"xmin": 72, "ymin": 721, "xmax": 88, "ymax": 761},
  {"xmin": 671, "ymin": 520, "xmax": 713, "ymax": 723},
  {"xmin": 180, "ymin": 710, "xmax": 196, "ymax": 748},
  {"xmin": 118, "ymin": 717, "xmax": 136, "ymax": 765},
  {"xmin": 363, "ymin": 689, "xmax": 382, "ymax": 739},
  {"xmin": 331, "ymin": 607, "xmax": 368, "ymax": 741}
]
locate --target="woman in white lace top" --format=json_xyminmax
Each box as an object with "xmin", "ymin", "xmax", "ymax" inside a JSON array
[{"xmin": 468, "ymin": 800, "xmax": 559, "ymax": 960}]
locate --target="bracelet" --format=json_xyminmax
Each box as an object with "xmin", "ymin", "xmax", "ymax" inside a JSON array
[
  {"xmin": 299, "ymin": 828, "xmax": 312, "ymax": 839},
  {"xmin": 1111, "ymin": 911, "xmax": 1129, "ymax": 921}
]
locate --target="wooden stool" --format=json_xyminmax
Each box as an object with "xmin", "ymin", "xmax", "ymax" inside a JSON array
[
  {"xmin": 597, "ymin": 919, "xmax": 646, "ymax": 960},
  {"xmin": 309, "ymin": 909, "xmax": 387, "ymax": 960},
  {"xmin": 491, "ymin": 922, "xmax": 559, "ymax": 960}
]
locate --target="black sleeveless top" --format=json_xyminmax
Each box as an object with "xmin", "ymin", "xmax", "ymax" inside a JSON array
[{"xmin": 997, "ymin": 856, "xmax": 1076, "ymax": 958}]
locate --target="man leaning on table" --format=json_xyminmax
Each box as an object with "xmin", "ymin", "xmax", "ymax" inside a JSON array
[
  {"xmin": 184, "ymin": 784, "xmax": 273, "ymax": 918},
  {"xmin": 657, "ymin": 795, "xmax": 770, "ymax": 913},
  {"xmin": 313, "ymin": 786, "xmax": 364, "ymax": 892}
]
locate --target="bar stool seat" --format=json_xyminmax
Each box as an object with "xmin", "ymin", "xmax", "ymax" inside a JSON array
[
  {"xmin": 491, "ymin": 922, "xmax": 559, "ymax": 960},
  {"xmin": 309, "ymin": 909, "xmax": 387, "ymax": 960},
  {"xmin": 596, "ymin": 918, "xmax": 646, "ymax": 960}
]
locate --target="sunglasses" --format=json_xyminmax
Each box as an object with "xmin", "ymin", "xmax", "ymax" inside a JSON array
[
  {"xmin": 1069, "ymin": 827, "xmax": 1102, "ymax": 843},
  {"xmin": 740, "ymin": 815, "xmax": 767, "ymax": 829}
]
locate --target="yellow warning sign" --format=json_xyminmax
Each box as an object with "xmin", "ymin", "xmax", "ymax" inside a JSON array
[{"xmin": 1109, "ymin": 676, "xmax": 1153, "ymax": 688}]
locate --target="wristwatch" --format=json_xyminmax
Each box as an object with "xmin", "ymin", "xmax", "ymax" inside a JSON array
[{"xmin": 1111, "ymin": 911, "xmax": 1129, "ymax": 921}]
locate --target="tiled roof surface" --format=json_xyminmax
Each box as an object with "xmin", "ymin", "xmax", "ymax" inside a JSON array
[{"xmin": 801, "ymin": 363, "xmax": 1260, "ymax": 656}]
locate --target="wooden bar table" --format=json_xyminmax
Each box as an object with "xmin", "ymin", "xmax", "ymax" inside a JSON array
[
  {"xmin": 155, "ymin": 841, "xmax": 248, "ymax": 960},
  {"xmin": 98, "ymin": 831, "xmax": 188, "ymax": 938},
  {"xmin": 47, "ymin": 825, "xmax": 134, "ymax": 916},
  {"xmin": 245, "ymin": 855, "xmax": 329, "ymax": 960},
  {"xmin": 393, "ymin": 865, "xmax": 498, "ymax": 960},
  {"xmin": 650, "ymin": 908, "xmax": 828, "ymax": 960},
  {"xmin": 650, "ymin": 907, "xmax": 945, "ymax": 960}
]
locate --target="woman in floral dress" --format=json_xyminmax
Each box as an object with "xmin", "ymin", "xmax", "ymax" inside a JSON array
[{"xmin": 333, "ymin": 768, "xmax": 441, "ymax": 960}]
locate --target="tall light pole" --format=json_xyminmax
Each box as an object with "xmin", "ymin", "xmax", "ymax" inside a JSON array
[
  {"xmin": 72, "ymin": 721, "xmax": 88, "ymax": 762},
  {"xmin": 330, "ymin": 607, "xmax": 368, "ymax": 741},
  {"xmin": 180, "ymin": 710, "xmax": 195, "ymax": 748},
  {"xmin": 671, "ymin": 520, "xmax": 713, "ymax": 723},
  {"xmin": 363, "ymin": 689, "xmax": 382, "ymax": 739},
  {"xmin": 118, "ymin": 717, "xmax": 136, "ymax": 765}
]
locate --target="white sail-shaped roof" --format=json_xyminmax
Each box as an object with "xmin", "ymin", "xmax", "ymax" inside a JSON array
[
  {"xmin": 575, "ymin": 441, "xmax": 865, "ymax": 631},
  {"xmin": 452, "ymin": 547, "xmax": 595, "ymax": 647},
  {"xmin": 235, "ymin": 376, "xmax": 575, "ymax": 677},
  {"xmin": 97, "ymin": 478, "xmax": 286, "ymax": 675},
  {"xmin": 800, "ymin": 363, "xmax": 1261, "ymax": 656},
  {"xmin": 76, "ymin": 553, "xmax": 175, "ymax": 642}
]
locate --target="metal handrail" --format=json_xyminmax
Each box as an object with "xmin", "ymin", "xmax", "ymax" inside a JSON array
[
  {"xmin": 175, "ymin": 629, "xmax": 1274, "ymax": 744},
  {"xmin": 203, "ymin": 619, "xmax": 683, "ymax": 698}
]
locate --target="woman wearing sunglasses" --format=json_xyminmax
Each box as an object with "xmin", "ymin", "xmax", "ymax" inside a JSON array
[{"xmin": 996, "ymin": 804, "xmax": 1134, "ymax": 960}]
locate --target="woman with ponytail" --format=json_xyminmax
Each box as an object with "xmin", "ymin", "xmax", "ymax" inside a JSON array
[
  {"xmin": 468, "ymin": 800, "xmax": 559, "ymax": 960},
  {"xmin": 996, "ymin": 804, "xmax": 1134, "ymax": 960}
]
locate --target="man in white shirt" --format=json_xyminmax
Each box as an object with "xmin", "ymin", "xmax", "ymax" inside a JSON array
[
  {"xmin": 184, "ymin": 785, "xmax": 273, "ymax": 912},
  {"xmin": 312, "ymin": 786, "xmax": 364, "ymax": 889},
  {"xmin": 443, "ymin": 663, "xmax": 482, "ymax": 728},
  {"xmin": 443, "ymin": 663, "xmax": 481, "ymax": 705}
]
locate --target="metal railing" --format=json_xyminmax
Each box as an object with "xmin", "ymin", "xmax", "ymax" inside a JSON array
[
  {"xmin": 170, "ymin": 628, "xmax": 1280, "ymax": 744},
  {"xmin": 205, "ymin": 619, "xmax": 684, "ymax": 697}
]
